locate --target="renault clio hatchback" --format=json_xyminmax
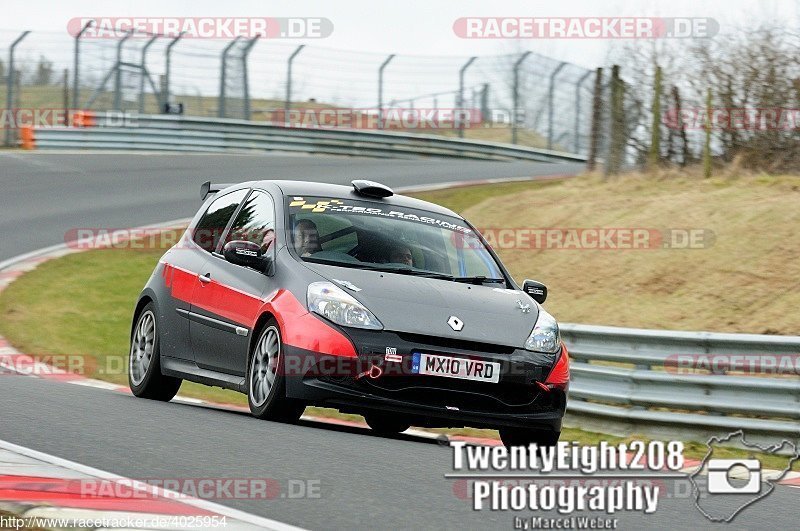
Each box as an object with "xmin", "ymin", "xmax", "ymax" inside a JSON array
[{"xmin": 129, "ymin": 179, "xmax": 569, "ymax": 447}]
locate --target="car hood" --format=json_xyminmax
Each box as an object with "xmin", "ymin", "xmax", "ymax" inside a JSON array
[{"xmin": 303, "ymin": 263, "xmax": 539, "ymax": 348}]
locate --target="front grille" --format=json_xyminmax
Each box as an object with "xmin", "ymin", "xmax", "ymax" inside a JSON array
[
  {"xmin": 316, "ymin": 369, "xmax": 556, "ymax": 414},
  {"xmin": 395, "ymin": 332, "xmax": 515, "ymax": 354},
  {"xmin": 360, "ymin": 373, "xmax": 556, "ymax": 414},
  {"xmin": 367, "ymin": 374, "xmax": 534, "ymax": 404}
]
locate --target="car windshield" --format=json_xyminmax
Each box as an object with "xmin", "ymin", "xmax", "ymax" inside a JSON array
[{"xmin": 287, "ymin": 196, "xmax": 505, "ymax": 283}]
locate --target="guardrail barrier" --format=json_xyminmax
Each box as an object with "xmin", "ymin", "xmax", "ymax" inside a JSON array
[
  {"xmin": 562, "ymin": 323, "xmax": 800, "ymax": 444},
  {"xmin": 25, "ymin": 114, "xmax": 587, "ymax": 163}
]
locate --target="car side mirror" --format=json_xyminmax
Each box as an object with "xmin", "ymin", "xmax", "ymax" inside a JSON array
[
  {"xmin": 522, "ymin": 279, "xmax": 547, "ymax": 304},
  {"xmin": 223, "ymin": 240, "xmax": 272, "ymax": 273}
]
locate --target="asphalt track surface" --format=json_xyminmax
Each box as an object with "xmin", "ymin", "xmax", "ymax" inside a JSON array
[
  {"xmin": 0, "ymin": 152, "xmax": 583, "ymax": 262},
  {"xmin": 0, "ymin": 151, "xmax": 795, "ymax": 529}
]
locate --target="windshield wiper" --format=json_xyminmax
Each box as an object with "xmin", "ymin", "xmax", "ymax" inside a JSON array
[
  {"xmin": 303, "ymin": 258, "xmax": 455, "ymax": 279},
  {"xmin": 303, "ymin": 258, "xmax": 499, "ymax": 284},
  {"xmin": 303, "ymin": 257, "xmax": 378, "ymax": 270},
  {"xmin": 365, "ymin": 265, "xmax": 455, "ymax": 280},
  {"xmin": 453, "ymin": 276, "xmax": 506, "ymax": 285}
]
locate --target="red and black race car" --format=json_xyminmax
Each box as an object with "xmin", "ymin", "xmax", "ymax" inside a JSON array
[{"xmin": 129, "ymin": 179, "xmax": 569, "ymax": 447}]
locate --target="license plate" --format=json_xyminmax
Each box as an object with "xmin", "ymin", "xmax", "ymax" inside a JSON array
[{"xmin": 411, "ymin": 353, "xmax": 500, "ymax": 384}]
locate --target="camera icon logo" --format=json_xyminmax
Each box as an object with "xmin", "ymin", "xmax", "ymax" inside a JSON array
[
  {"xmin": 707, "ymin": 459, "xmax": 761, "ymax": 494},
  {"xmin": 690, "ymin": 431, "xmax": 799, "ymax": 522}
]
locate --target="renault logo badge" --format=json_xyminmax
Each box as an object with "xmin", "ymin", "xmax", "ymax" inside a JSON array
[
  {"xmin": 447, "ymin": 316, "xmax": 464, "ymax": 331},
  {"xmin": 516, "ymin": 300, "xmax": 531, "ymax": 314}
]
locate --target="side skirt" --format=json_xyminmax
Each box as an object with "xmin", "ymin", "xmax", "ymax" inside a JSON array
[{"xmin": 161, "ymin": 356, "xmax": 247, "ymax": 393}]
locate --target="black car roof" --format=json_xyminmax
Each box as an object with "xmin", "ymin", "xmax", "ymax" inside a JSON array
[{"xmin": 230, "ymin": 180, "xmax": 462, "ymax": 219}]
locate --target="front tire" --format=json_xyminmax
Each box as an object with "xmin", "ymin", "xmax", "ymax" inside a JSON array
[
  {"xmin": 499, "ymin": 428, "xmax": 560, "ymax": 448},
  {"xmin": 129, "ymin": 303, "xmax": 182, "ymax": 401},
  {"xmin": 247, "ymin": 321, "xmax": 305, "ymax": 422}
]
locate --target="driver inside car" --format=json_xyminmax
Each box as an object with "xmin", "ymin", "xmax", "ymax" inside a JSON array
[
  {"xmin": 293, "ymin": 219, "xmax": 322, "ymax": 257},
  {"xmin": 388, "ymin": 243, "xmax": 414, "ymax": 267}
]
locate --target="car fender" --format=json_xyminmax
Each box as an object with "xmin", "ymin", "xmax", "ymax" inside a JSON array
[{"xmin": 256, "ymin": 288, "xmax": 357, "ymax": 358}]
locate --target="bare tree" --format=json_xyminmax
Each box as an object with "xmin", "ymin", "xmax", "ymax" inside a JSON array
[
  {"xmin": 691, "ymin": 27, "xmax": 800, "ymax": 171},
  {"xmin": 606, "ymin": 24, "xmax": 800, "ymax": 172}
]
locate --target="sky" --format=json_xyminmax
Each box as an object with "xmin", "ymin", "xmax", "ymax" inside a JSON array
[
  {"xmin": 2, "ymin": 0, "xmax": 798, "ymax": 116},
  {"xmin": 3, "ymin": 0, "xmax": 799, "ymax": 69}
]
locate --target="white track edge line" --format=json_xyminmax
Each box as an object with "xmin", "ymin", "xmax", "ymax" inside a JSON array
[
  {"xmin": 0, "ymin": 218, "xmax": 192, "ymax": 273},
  {"xmin": 0, "ymin": 438, "xmax": 306, "ymax": 531}
]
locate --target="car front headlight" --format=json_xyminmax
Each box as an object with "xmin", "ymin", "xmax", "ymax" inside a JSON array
[
  {"xmin": 307, "ymin": 282, "xmax": 383, "ymax": 330},
  {"xmin": 524, "ymin": 307, "xmax": 561, "ymax": 353}
]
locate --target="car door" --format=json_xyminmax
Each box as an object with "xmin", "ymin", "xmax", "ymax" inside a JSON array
[
  {"xmin": 158, "ymin": 188, "xmax": 248, "ymax": 361},
  {"xmin": 190, "ymin": 190, "xmax": 278, "ymax": 375}
]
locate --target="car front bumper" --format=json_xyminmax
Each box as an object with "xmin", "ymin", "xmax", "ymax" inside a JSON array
[{"xmin": 283, "ymin": 327, "xmax": 567, "ymax": 432}]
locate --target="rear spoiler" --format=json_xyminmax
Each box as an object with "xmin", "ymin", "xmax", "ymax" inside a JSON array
[{"xmin": 200, "ymin": 181, "xmax": 236, "ymax": 201}]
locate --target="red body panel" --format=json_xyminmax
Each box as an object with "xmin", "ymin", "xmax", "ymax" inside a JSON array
[
  {"xmin": 161, "ymin": 262, "xmax": 357, "ymax": 358},
  {"xmin": 161, "ymin": 262, "xmax": 196, "ymax": 305},
  {"xmin": 266, "ymin": 289, "xmax": 357, "ymax": 357}
]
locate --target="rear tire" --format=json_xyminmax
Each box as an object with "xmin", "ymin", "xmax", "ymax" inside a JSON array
[
  {"xmin": 247, "ymin": 320, "xmax": 305, "ymax": 422},
  {"xmin": 499, "ymin": 428, "xmax": 560, "ymax": 448},
  {"xmin": 129, "ymin": 303, "xmax": 182, "ymax": 401},
  {"xmin": 364, "ymin": 414, "xmax": 411, "ymax": 435}
]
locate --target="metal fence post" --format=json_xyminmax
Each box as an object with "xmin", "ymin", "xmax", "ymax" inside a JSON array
[
  {"xmin": 113, "ymin": 32, "xmax": 132, "ymax": 111},
  {"xmin": 480, "ymin": 83, "xmax": 489, "ymax": 123},
  {"xmin": 587, "ymin": 67, "xmax": 603, "ymax": 171},
  {"xmin": 62, "ymin": 68, "xmax": 69, "ymax": 125},
  {"xmin": 241, "ymin": 36, "xmax": 259, "ymax": 121},
  {"xmin": 458, "ymin": 56, "xmax": 476, "ymax": 138},
  {"xmin": 138, "ymin": 35, "xmax": 159, "ymax": 114},
  {"xmin": 377, "ymin": 54, "xmax": 395, "ymax": 130},
  {"xmin": 284, "ymin": 44, "xmax": 305, "ymax": 125},
  {"xmin": 72, "ymin": 21, "xmax": 92, "ymax": 112},
  {"xmin": 605, "ymin": 65, "xmax": 625, "ymax": 177},
  {"xmin": 218, "ymin": 37, "xmax": 242, "ymax": 119},
  {"xmin": 547, "ymin": 62, "xmax": 567, "ymax": 150},
  {"xmin": 13, "ymin": 69, "xmax": 20, "ymax": 109},
  {"xmin": 574, "ymin": 70, "xmax": 592, "ymax": 154},
  {"xmin": 4, "ymin": 31, "xmax": 30, "ymax": 147},
  {"xmin": 163, "ymin": 33, "xmax": 185, "ymax": 111},
  {"xmin": 511, "ymin": 51, "xmax": 531, "ymax": 144}
]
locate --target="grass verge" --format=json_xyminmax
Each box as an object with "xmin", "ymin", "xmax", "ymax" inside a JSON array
[{"xmin": 414, "ymin": 170, "xmax": 800, "ymax": 334}]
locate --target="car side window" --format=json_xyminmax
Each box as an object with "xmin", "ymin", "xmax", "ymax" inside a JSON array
[
  {"xmin": 192, "ymin": 189, "xmax": 249, "ymax": 253},
  {"xmin": 225, "ymin": 191, "xmax": 277, "ymax": 258}
]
